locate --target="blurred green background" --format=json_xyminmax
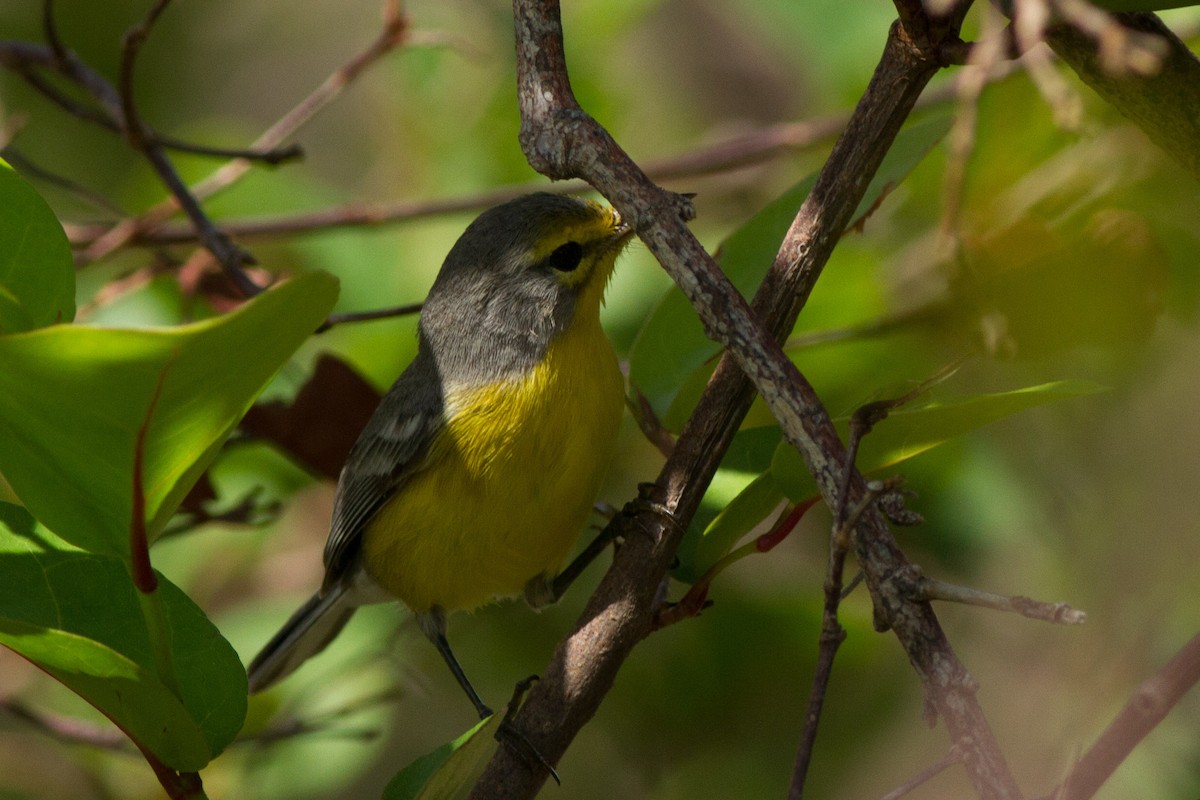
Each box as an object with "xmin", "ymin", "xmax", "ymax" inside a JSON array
[{"xmin": 2, "ymin": 1, "xmax": 1200, "ymax": 798}]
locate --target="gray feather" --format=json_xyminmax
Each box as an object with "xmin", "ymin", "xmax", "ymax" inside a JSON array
[{"xmin": 246, "ymin": 583, "xmax": 357, "ymax": 693}]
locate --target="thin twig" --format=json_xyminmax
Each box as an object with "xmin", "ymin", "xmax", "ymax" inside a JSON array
[
  {"xmin": 315, "ymin": 302, "xmax": 424, "ymax": 333},
  {"xmin": 62, "ymin": 73, "xmax": 992, "ymax": 252},
  {"xmin": 73, "ymin": 0, "xmax": 410, "ymax": 266},
  {"xmin": 0, "ymin": 40, "xmax": 300, "ymax": 164},
  {"xmin": 627, "ymin": 385, "xmax": 676, "ymax": 459},
  {"xmin": 115, "ymin": 0, "xmax": 262, "ymax": 296},
  {"xmin": 147, "ymin": 135, "xmax": 302, "ymax": 165},
  {"xmin": 1, "ymin": 145, "xmax": 127, "ymax": 216},
  {"xmin": 2, "ymin": 698, "xmax": 132, "ymax": 752},
  {"xmin": 834, "ymin": 362, "xmax": 961, "ymax": 533},
  {"xmin": 789, "ymin": 481, "xmax": 893, "ymax": 799},
  {"xmin": 917, "ymin": 576, "xmax": 1086, "ymax": 625},
  {"xmin": 879, "ymin": 747, "xmax": 964, "ymax": 800},
  {"xmin": 41, "ymin": 0, "xmax": 69, "ymax": 64}
]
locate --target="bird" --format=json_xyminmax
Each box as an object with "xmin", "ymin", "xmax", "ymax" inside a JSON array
[{"xmin": 247, "ymin": 192, "xmax": 631, "ymax": 732}]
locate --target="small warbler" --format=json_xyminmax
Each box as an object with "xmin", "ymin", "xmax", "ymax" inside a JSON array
[{"xmin": 247, "ymin": 193, "xmax": 631, "ymax": 724}]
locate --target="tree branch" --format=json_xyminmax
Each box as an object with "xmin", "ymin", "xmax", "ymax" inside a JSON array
[
  {"xmin": 115, "ymin": 0, "xmax": 263, "ymax": 296},
  {"xmin": 61, "ymin": 76, "xmax": 985, "ymax": 251},
  {"xmin": 472, "ymin": 2, "xmax": 1022, "ymax": 799},
  {"xmin": 1050, "ymin": 629, "xmax": 1200, "ymax": 800},
  {"xmin": 1024, "ymin": 5, "xmax": 1200, "ymax": 181},
  {"xmin": 64, "ymin": 0, "xmax": 410, "ymax": 266}
]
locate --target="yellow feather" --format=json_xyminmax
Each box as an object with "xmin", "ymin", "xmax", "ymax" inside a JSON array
[{"xmin": 360, "ymin": 246, "xmax": 624, "ymax": 613}]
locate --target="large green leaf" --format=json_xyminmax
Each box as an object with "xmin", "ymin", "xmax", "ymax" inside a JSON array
[
  {"xmin": 0, "ymin": 503, "xmax": 247, "ymax": 771},
  {"xmin": 628, "ymin": 114, "xmax": 953, "ymax": 427},
  {"xmin": 0, "ymin": 159, "xmax": 75, "ymax": 332},
  {"xmin": 383, "ymin": 716, "xmax": 500, "ymax": 800},
  {"xmin": 0, "ymin": 272, "xmax": 338, "ymax": 559}
]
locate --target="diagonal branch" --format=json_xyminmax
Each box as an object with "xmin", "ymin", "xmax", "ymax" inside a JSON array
[
  {"xmin": 1051, "ymin": 629, "xmax": 1200, "ymax": 800},
  {"xmin": 1044, "ymin": 10, "xmax": 1200, "ymax": 182},
  {"xmin": 473, "ymin": 2, "xmax": 1022, "ymax": 799}
]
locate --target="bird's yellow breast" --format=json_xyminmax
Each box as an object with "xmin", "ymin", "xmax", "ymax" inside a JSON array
[{"xmin": 360, "ymin": 313, "xmax": 623, "ymax": 613}]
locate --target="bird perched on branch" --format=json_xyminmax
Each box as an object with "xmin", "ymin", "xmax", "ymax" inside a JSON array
[{"xmin": 248, "ymin": 193, "xmax": 632, "ymax": 740}]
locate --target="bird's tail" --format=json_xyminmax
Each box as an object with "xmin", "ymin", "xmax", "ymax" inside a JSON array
[{"xmin": 247, "ymin": 583, "xmax": 358, "ymax": 693}]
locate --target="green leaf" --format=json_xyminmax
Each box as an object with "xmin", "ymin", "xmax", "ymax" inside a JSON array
[
  {"xmin": 628, "ymin": 113, "xmax": 953, "ymax": 428},
  {"xmin": 675, "ymin": 426, "xmax": 785, "ymax": 583},
  {"xmin": 0, "ymin": 503, "xmax": 247, "ymax": 771},
  {"xmin": 628, "ymin": 180, "xmax": 812, "ymax": 428},
  {"xmin": 0, "ymin": 272, "xmax": 338, "ymax": 559},
  {"xmin": 0, "ymin": 159, "xmax": 75, "ymax": 332},
  {"xmin": 681, "ymin": 381, "xmax": 1105, "ymax": 581},
  {"xmin": 683, "ymin": 472, "xmax": 786, "ymax": 585},
  {"xmin": 383, "ymin": 716, "xmax": 501, "ymax": 800},
  {"xmin": 772, "ymin": 380, "xmax": 1108, "ymax": 501}
]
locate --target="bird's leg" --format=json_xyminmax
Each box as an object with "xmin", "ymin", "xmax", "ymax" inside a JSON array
[
  {"xmin": 417, "ymin": 608, "xmax": 560, "ymax": 784},
  {"xmin": 532, "ymin": 524, "xmax": 620, "ymax": 608},
  {"xmin": 535, "ymin": 481, "xmax": 683, "ymax": 607}
]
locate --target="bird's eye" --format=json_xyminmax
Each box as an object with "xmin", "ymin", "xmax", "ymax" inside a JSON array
[{"xmin": 546, "ymin": 241, "xmax": 584, "ymax": 272}]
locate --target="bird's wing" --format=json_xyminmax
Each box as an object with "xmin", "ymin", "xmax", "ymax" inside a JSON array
[{"xmin": 321, "ymin": 357, "xmax": 447, "ymax": 588}]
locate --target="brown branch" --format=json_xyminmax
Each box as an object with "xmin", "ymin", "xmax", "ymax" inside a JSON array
[
  {"xmin": 789, "ymin": 482, "xmax": 893, "ymax": 799},
  {"xmin": 3, "ymin": 3, "xmax": 300, "ymax": 167},
  {"xmin": 473, "ymin": 2, "xmax": 1022, "ymax": 799},
  {"xmin": 1043, "ymin": 9, "xmax": 1200, "ymax": 181},
  {"xmin": 1, "ymin": 698, "xmax": 131, "ymax": 752},
  {"xmin": 115, "ymin": 0, "xmax": 262, "ymax": 297},
  {"xmin": 1051, "ymin": 630, "xmax": 1200, "ymax": 800}
]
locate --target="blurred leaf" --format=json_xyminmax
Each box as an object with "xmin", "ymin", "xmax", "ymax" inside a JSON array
[
  {"xmin": 772, "ymin": 380, "xmax": 1108, "ymax": 501},
  {"xmin": 0, "ymin": 272, "xmax": 338, "ymax": 560},
  {"xmin": 954, "ymin": 209, "xmax": 1166, "ymax": 360},
  {"xmin": 383, "ymin": 716, "xmax": 500, "ymax": 800},
  {"xmin": 1088, "ymin": 0, "xmax": 1199, "ymax": 8},
  {"xmin": 0, "ymin": 159, "xmax": 75, "ymax": 333},
  {"xmin": 629, "ymin": 113, "xmax": 953, "ymax": 428},
  {"xmin": 0, "ymin": 503, "xmax": 246, "ymax": 771},
  {"xmin": 241, "ymin": 353, "xmax": 381, "ymax": 480}
]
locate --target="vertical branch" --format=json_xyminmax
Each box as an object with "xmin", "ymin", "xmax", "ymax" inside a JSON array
[{"xmin": 474, "ymin": 3, "xmax": 1023, "ymax": 800}]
